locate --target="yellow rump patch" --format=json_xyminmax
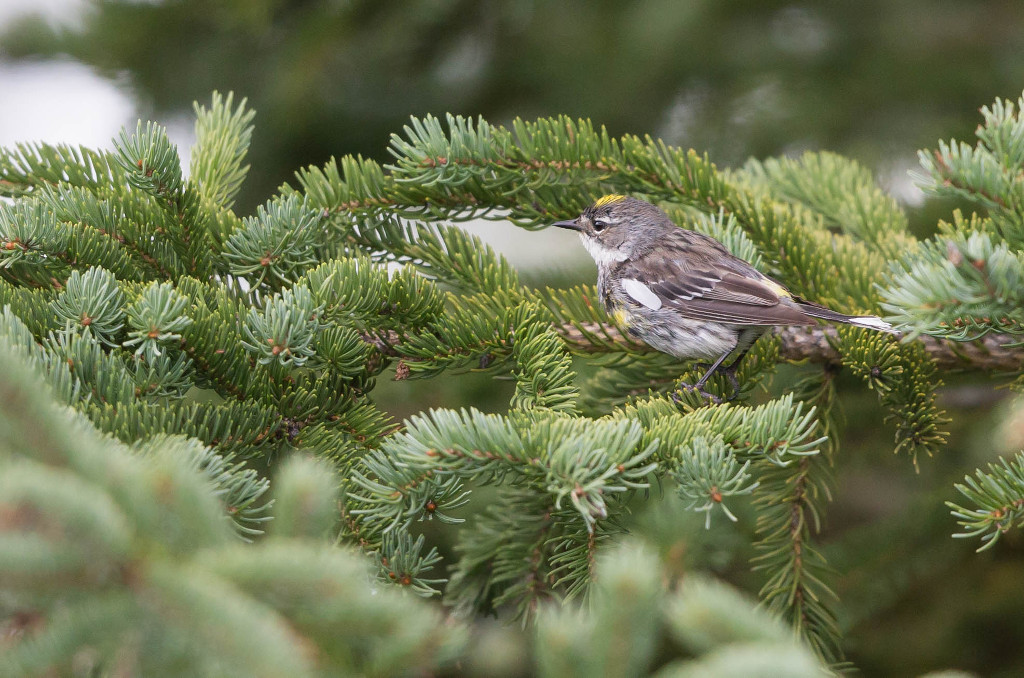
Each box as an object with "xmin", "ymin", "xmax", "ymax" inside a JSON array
[
  {"xmin": 764, "ymin": 279, "xmax": 792, "ymax": 298},
  {"xmin": 594, "ymin": 194, "xmax": 627, "ymax": 208}
]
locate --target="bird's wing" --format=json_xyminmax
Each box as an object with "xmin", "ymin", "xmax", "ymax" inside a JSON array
[{"xmin": 618, "ymin": 243, "xmax": 812, "ymax": 326}]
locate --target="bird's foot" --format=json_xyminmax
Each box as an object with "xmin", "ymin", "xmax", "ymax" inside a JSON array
[
  {"xmin": 692, "ymin": 359, "xmax": 743, "ymax": 402},
  {"xmin": 722, "ymin": 365, "xmax": 741, "ymax": 402},
  {"xmin": 672, "ymin": 382, "xmax": 723, "ymax": 406}
]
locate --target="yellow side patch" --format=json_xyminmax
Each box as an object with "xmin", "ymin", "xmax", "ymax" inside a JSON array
[
  {"xmin": 764, "ymin": 279, "xmax": 792, "ymax": 298},
  {"xmin": 594, "ymin": 194, "xmax": 627, "ymax": 207},
  {"xmin": 612, "ymin": 307, "xmax": 630, "ymax": 325}
]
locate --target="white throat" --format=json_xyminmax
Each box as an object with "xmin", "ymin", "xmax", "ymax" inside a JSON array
[{"xmin": 581, "ymin": 235, "xmax": 627, "ymax": 266}]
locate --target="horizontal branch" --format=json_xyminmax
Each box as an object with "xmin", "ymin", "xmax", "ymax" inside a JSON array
[
  {"xmin": 374, "ymin": 321, "xmax": 1021, "ymax": 375},
  {"xmin": 558, "ymin": 323, "xmax": 1024, "ymax": 373}
]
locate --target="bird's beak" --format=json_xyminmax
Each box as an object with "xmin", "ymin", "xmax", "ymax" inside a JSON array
[{"xmin": 552, "ymin": 219, "xmax": 582, "ymax": 232}]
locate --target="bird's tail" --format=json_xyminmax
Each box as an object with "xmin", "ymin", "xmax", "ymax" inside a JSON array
[{"xmin": 796, "ymin": 302, "xmax": 901, "ymax": 335}]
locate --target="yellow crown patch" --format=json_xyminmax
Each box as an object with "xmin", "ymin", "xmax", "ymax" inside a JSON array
[{"xmin": 594, "ymin": 194, "xmax": 627, "ymax": 208}]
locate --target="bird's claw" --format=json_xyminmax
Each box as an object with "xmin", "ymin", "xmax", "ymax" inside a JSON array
[
  {"xmin": 672, "ymin": 383, "xmax": 723, "ymax": 406},
  {"xmin": 676, "ymin": 357, "xmax": 745, "ymax": 406},
  {"xmin": 722, "ymin": 366, "xmax": 741, "ymax": 402}
]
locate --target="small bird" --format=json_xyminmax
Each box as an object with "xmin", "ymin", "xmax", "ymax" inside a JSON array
[{"xmin": 553, "ymin": 195, "xmax": 898, "ymax": 403}]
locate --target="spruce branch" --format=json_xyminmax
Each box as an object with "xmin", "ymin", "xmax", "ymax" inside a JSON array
[
  {"xmin": 0, "ymin": 201, "xmax": 66, "ymax": 272},
  {"xmin": 132, "ymin": 434, "xmax": 272, "ymax": 538},
  {"xmin": 351, "ymin": 395, "xmax": 826, "ymax": 606},
  {"xmin": 624, "ymin": 392, "xmax": 825, "ymax": 468},
  {"xmin": 739, "ymin": 151, "xmax": 915, "ymax": 260},
  {"xmin": 350, "ymin": 409, "xmax": 656, "ymax": 534},
  {"xmin": 752, "ymin": 453, "xmax": 840, "ymax": 664},
  {"xmin": 346, "ymin": 409, "xmax": 657, "ymax": 595},
  {"xmin": 0, "ymin": 281, "xmax": 60, "ymax": 340},
  {"xmin": 112, "ymin": 121, "xmax": 187, "ymax": 211},
  {"xmin": 127, "ymin": 351, "xmax": 194, "ymax": 399},
  {"xmin": 445, "ymin": 488, "xmax": 561, "ymax": 618},
  {"xmin": 223, "ymin": 195, "xmax": 322, "ymax": 289},
  {"xmin": 546, "ymin": 514, "xmax": 618, "ymax": 602},
  {"xmin": 46, "ymin": 329, "xmax": 136, "ymax": 404},
  {"xmin": 836, "ymin": 325, "xmax": 949, "ymax": 462},
  {"xmin": 0, "ymin": 348, "xmax": 462, "ymax": 677},
  {"xmin": 37, "ymin": 183, "xmax": 187, "ymax": 280},
  {"xmin": 241, "ymin": 284, "xmax": 322, "ymax": 368},
  {"xmin": 917, "ymin": 92, "xmax": 1024, "ymax": 248},
  {"xmin": 534, "ymin": 542, "xmax": 828, "ymax": 678},
  {"xmin": 301, "ymin": 256, "xmax": 445, "ymax": 332},
  {"xmin": 0, "ymin": 141, "xmax": 123, "ymax": 197},
  {"xmin": 665, "ymin": 575, "xmax": 792, "ymax": 655},
  {"xmin": 375, "ymin": 531, "xmax": 447, "ymax": 596},
  {"xmin": 190, "ymin": 91, "xmax": 255, "ymax": 211},
  {"xmin": 394, "ymin": 292, "xmax": 529, "ymax": 378},
  {"xmin": 288, "ymin": 153, "xmax": 394, "ymax": 213},
  {"xmin": 555, "ymin": 320, "xmax": 1024, "ymax": 373},
  {"xmin": 612, "ymin": 393, "xmax": 838, "ymax": 658},
  {"xmin": 269, "ymin": 455, "xmax": 340, "ymax": 540},
  {"xmin": 510, "ymin": 317, "xmax": 579, "ymax": 413},
  {"xmin": 50, "ymin": 267, "xmax": 126, "ymax": 347},
  {"xmin": 948, "ymin": 450, "xmax": 1024, "ymax": 551},
  {"xmin": 112, "ymin": 121, "xmax": 214, "ymax": 276},
  {"xmin": 672, "ymin": 435, "xmax": 759, "ymax": 528},
  {"xmin": 312, "ymin": 324, "xmax": 374, "ymax": 380},
  {"xmin": 0, "ymin": 307, "xmax": 79, "ymax": 404},
  {"xmin": 882, "ymin": 226, "xmax": 1024, "ymax": 341},
  {"xmin": 338, "ymin": 211, "xmax": 522, "ymax": 294},
  {"xmin": 85, "ymin": 398, "xmax": 282, "ymax": 455},
  {"xmin": 123, "ymin": 281, "xmax": 193, "ymax": 360},
  {"xmin": 536, "ymin": 543, "xmax": 663, "ymax": 678}
]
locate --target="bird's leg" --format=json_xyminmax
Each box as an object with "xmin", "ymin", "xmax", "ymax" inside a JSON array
[
  {"xmin": 674, "ymin": 345, "xmax": 756, "ymax": 404},
  {"xmin": 717, "ymin": 347, "xmax": 753, "ymax": 402},
  {"xmin": 673, "ymin": 350, "xmax": 732, "ymax": 405}
]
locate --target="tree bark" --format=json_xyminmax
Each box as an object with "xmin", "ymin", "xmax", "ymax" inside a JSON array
[{"xmin": 557, "ymin": 323, "xmax": 1024, "ymax": 373}]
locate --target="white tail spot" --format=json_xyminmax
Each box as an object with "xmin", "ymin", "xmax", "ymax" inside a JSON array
[{"xmin": 850, "ymin": 315, "xmax": 900, "ymax": 335}]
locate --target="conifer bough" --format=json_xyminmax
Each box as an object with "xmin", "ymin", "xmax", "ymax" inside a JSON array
[{"xmin": 1, "ymin": 90, "xmax": 1023, "ymax": 671}]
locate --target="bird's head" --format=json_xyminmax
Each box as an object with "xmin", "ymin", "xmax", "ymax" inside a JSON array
[{"xmin": 552, "ymin": 195, "xmax": 673, "ymax": 264}]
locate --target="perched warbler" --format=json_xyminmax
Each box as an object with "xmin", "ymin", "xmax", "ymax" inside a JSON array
[{"xmin": 553, "ymin": 195, "xmax": 898, "ymax": 402}]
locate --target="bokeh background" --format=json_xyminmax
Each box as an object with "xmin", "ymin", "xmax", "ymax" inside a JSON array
[{"xmin": 4, "ymin": 1, "xmax": 1024, "ymax": 675}]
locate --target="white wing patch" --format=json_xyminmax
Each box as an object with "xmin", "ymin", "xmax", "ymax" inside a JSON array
[{"xmin": 622, "ymin": 278, "xmax": 663, "ymax": 310}]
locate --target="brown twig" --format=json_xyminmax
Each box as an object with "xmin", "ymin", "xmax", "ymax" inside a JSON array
[
  {"xmin": 366, "ymin": 320, "xmax": 1023, "ymax": 373},
  {"xmin": 558, "ymin": 322, "xmax": 1024, "ymax": 373}
]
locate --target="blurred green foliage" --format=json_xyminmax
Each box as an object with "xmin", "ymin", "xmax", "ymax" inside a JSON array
[{"xmin": 7, "ymin": 0, "xmax": 1024, "ymax": 212}]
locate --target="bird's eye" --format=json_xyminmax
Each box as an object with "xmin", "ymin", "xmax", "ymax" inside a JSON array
[{"xmin": 593, "ymin": 219, "xmax": 609, "ymax": 232}]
